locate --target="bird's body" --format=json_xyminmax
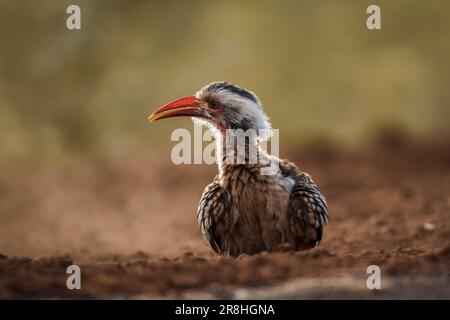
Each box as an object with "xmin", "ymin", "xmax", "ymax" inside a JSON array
[
  {"xmin": 198, "ymin": 152, "xmax": 328, "ymax": 256},
  {"xmin": 149, "ymin": 81, "xmax": 328, "ymax": 256}
]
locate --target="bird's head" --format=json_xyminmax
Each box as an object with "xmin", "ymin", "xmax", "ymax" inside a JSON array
[{"xmin": 148, "ymin": 81, "xmax": 272, "ymax": 139}]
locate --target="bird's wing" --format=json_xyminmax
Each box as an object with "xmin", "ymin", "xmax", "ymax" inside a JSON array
[
  {"xmin": 197, "ymin": 178, "xmax": 231, "ymax": 253},
  {"xmin": 282, "ymin": 161, "xmax": 329, "ymax": 248}
]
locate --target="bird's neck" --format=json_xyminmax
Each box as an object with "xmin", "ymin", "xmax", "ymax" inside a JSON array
[{"xmin": 215, "ymin": 131, "xmax": 273, "ymax": 177}]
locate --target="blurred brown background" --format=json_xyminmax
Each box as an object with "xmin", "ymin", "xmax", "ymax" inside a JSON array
[
  {"xmin": 0, "ymin": 0, "xmax": 449, "ymax": 259},
  {"xmin": 1, "ymin": 0, "xmax": 450, "ymax": 163}
]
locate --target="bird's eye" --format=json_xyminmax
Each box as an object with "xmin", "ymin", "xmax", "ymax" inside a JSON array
[{"xmin": 209, "ymin": 100, "xmax": 222, "ymax": 110}]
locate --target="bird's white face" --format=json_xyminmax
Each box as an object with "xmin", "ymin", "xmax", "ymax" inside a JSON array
[
  {"xmin": 149, "ymin": 81, "xmax": 272, "ymax": 138},
  {"xmin": 195, "ymin": 83, "xmax": 271, "ymax": 134}
]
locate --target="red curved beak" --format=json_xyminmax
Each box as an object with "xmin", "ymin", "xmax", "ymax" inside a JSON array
[{"xmin": 148, "ymin": 96, "xmax": 205, "ymax": 123}]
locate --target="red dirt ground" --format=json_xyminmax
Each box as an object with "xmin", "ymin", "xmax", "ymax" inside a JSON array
[{"xmin": 1, "ymin": 137, "xmax": 450, "ymax": 299}]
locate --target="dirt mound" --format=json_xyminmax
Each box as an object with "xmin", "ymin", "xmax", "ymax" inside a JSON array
[{"xmin": 0, "ymin": 142, "xmax": 449, "ymax": 298}]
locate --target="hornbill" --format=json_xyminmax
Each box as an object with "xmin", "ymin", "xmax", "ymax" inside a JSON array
[{"xmin": 148, "ymin": 81, "xmax": 328, "ymax": 256}]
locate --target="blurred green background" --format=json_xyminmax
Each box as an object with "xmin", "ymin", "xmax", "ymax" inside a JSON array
[{"xmin": 1, "ymin": 0, "xmax": 449, "ymax": 163}]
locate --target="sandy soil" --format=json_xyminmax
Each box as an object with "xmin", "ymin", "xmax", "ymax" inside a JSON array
[{"xmin": 1, "ymin": 136, "xmax": 450, "ymax": 299}]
